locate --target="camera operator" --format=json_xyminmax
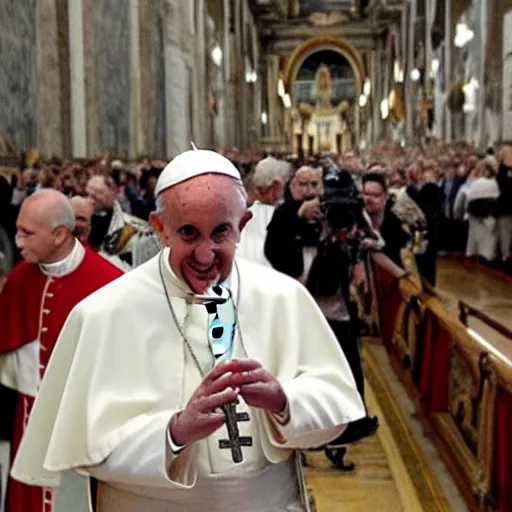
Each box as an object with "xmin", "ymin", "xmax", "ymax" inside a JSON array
[
  {"xmin": 264, "ymin": 165, "xmax": 323, "ymax": 282},
  {"xmin": 265, "ymin": 159, "xmax": 379, "ymax": 470}
]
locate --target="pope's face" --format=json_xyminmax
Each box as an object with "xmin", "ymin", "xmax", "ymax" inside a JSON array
[{"xmin": 151, "ymin": 174, "xmax": 251, "ymax": 294}]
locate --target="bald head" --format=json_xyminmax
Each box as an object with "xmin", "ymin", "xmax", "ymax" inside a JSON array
[
  {"xmin": 24, "ymin": 189, "xmax": 76, "ymax": 231},
  {"xmin": 16, "ymin": 189, "xmax": 77, "ymax": 264},
  {"xmin": 290, "ymin": 166, "xmax": 322, "ymax": 201},
  {"xmin": 70, "ymin": 196, "xmax": 94, "ymax": 245},
  {"xmin": 86, "ymin": 175, "xmax": 117, "ymax": 211}
]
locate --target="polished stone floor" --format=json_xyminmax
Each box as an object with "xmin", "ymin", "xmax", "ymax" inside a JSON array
[{"xmin": 436, "ymin": 257, "xmax": 512, "ymax": 362}]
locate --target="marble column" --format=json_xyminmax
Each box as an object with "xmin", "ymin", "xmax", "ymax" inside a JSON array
[
  {"xmin": 36, "ymin": 0, "xmax": 66, "ymax": 157},
  {"xmin": 405, "ymin": 0, "xmax": 416, "ymax": 142},
  {"xmin": 252, "ymin": 22, "xmax": 262, "ymax": 147},
  {"xmin": 191, "ymin": 0, "xmax": 207, "ymax": 147},
  {"xmin": 68, "ymin": 0, "xmax": 87, "ymax": 157},
  {"xmin": 267, "ymin": 55, "xmax": 280, "ymax": 140},
  {"xmin": 234, "ymin": 0, "xmax": 243, "ymax": 148},
  {"xmin": 372, "ymin": 38, "xmax": 383, "ymax": 142},
  {"xmin": 138, "ymin": 0, "xmax": 157, "ymax": 157},
  {"xmin": 444, "ymin": 0, "xmax": 452, "ymax": 141},
  {"xmin": 476, "ymin": 0, "xmax": 487, "ymax": 149},
  {"xmin": 223, "ymin": 0, "xmax": 239, "ymax": 148},
  {"xmin": 163, "ymin": 0, "xmax": 191, "ymax": 157},
  {"xmin": 82, "ymin": 0, "xmax": 99, "ymax": 156},
  {"xmin": 129, "ymin": 0, "xmax": 142, "ymax": 158}
]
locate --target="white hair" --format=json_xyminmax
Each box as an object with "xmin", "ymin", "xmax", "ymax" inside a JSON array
[
  {"xmin": 155, "ymin": 176, "xmax": 247, "ymax": 214},
  {"xmin": 51, "ymin": 200, "xmax": 76, "ymax": 231},
  {"xmin": 252, "ymin": 157, "xmax": 288, "ymax": 190}
]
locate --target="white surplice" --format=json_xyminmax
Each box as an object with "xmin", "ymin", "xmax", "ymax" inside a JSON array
[
  {"xmin": 11, "ymin": 249, "xmax": 365, "ymax": 511},
  {"xmin": 237, "ymin": 201, "xmax": 276, "ymax": 267}
]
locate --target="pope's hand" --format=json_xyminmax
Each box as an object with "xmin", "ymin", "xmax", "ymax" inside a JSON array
[
  {"xmin": 229, "ymin": 359, "xmax": 288, "ymax": 416},
  {"xmin": 170, "ymin": 359, "xmax": 263, "ymax": 446}
]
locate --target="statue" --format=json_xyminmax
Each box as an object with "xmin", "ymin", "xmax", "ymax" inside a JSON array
[{"xmin": 313, "ymin": 64, "xmax": 333, "ymax": 108}]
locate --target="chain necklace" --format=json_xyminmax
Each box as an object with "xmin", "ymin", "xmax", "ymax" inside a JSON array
[{"xmin": 158, "ymin": 251, "xmax": 247, "ymax": 377}]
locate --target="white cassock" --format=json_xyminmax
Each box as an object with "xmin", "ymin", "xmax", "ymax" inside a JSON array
[
  {"xmin": 237, "ymin": 201, "xmax": 276, "ymax": 267},
  {"xmin": 11, "ymin": 248, "xmax": 365, "ymax": 512}
]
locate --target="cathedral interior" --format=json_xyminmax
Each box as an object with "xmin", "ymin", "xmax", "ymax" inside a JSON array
[{"xmin": 1, "ymin": 0, "xmax": 512, "ymax": 511}]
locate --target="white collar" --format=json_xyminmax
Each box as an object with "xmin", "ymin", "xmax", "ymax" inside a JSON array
[
  {"xmin": 39, "ymin": 239, "xmax": 86, "ymax": 278},
  {"xmin": 160, "ymin": 247, "xmax": 233, "ymax": 300}
]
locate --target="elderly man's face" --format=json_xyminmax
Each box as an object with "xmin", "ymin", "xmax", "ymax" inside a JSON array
[
  {"xmin": 86, "ymin": 177, "xmax": 116, "ymax": 211},
  {"xmin": 151, "ymin": 175, "xmax": 251, "ymax": 294},
  {"xmin": 15, "ymin": 202, "xmax": 60, "ymax": 264},
  {"xmin": 71, "ymin": 197, "xmax": 94, "ymax": 245},
  {"xmin": 289, "ymin": 167, "xmax": 321, "ymax": 201}
]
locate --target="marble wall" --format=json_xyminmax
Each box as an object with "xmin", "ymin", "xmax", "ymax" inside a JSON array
[
  {"xmin": 0, "ymin": 0, "xmax": 258, "ymax": 159},
  {"xmin": 0, "ymin": 0, "xmax": 37, "ymax": 150},
  {"xmin": 94, "ymin": 0, "xmax": 131, "ymax": 157}
]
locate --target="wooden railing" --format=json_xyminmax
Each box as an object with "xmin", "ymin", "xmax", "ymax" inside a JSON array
[
  {"xmin": 459, "ymin": 301, "xmax": 512, "ymax": 342},
  {"xmin": 368, "ymin": 253, "xmax": 512, "ymax": 512}
]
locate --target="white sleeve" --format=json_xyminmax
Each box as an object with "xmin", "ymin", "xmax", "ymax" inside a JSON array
[
  {"xmin": 259, "ymin": 378, "xmax": 351, "ymax": 450},
  {"xmin": 83, "ymin": 411, "xmax": 198, "ymax": 489}
]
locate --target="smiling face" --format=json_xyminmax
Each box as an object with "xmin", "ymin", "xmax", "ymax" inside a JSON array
[{"xmin": 150, "ymin": 174, "xmax": 251, "ymax": 294}]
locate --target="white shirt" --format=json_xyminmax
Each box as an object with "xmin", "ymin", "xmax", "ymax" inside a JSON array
[{"xmin": 237, "ymin": 201, "xmax": 276, "ymax": 267}]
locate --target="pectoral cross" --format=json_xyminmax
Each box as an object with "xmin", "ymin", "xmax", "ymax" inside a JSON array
[{"xmin": 218, "ymin": 402, "xmax": 252, "ymax": 463}]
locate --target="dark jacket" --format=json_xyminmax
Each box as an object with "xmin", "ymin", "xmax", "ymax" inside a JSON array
[
  {"xmin": 264, "ymin": 199, "xmax": 321, "ymax": 278},
  {"xmin": 497, "ymin": 163, "xmax": 512, "ymax": 216},
  {"xmin": 440, "ymin": 176, "xmax": 465, "ymax": 219},
  {"xmin": 379, "ymin": 202, "xmax": 410, "ymax": 267}
]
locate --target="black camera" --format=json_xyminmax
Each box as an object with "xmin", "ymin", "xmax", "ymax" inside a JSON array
[{"xmin": 319, "ymin": 158, "xmax": 365, "ymax": 232}]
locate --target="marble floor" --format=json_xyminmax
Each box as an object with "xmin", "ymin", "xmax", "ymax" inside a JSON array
[
  {"xmin": 436, "ymin": 257, "xmax": 512, "ymax": 361},
  {"xmin": 304, "ymin": 343, "xmax": 467, "ymax": 512}
]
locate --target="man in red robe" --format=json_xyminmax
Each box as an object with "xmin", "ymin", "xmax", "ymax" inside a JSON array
[{"xmin": 0, "ymin": 189, "xmax": 123, "ymax": 512}]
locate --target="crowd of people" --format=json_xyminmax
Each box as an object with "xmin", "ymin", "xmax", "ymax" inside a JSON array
[{"xmin": 0, "ymin": 139, "xmax": 511, "ymax": 511}]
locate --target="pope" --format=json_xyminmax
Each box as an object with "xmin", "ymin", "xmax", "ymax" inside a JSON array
[{"xmin": 11, "ymin": 149, "xmax": 365, "ymax": 512}]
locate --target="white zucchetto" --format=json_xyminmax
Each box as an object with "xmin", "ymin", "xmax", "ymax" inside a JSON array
[{"xmin": 155, "ymin": 149, "xmax": 241, "ymax": 197}]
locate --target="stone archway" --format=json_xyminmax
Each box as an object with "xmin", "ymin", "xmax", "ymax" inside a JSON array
[
  {"xmin": 283, "ymin": 36, "xmax": 365, "ymax": 155},
  {"xmin": 283, "ymin": 36, "xmax": 365, "ymax": 103}
]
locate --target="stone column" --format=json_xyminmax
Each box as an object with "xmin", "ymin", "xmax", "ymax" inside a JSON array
[
  {"xmin": 267, "ymin": 55, "xmax": 280, "ymax": 140},
  {"xmin": 223, "ymin": 0, "xmax": 234, "ymax": 147},
  {"xmin": 138, "ymin": 0, "xmax": 156, "ymax": 157},
  {"xmin": 191, "ymin": 0, "xmax": 207, "ymax": 147},
  {"xmin": 68, "ymin": 0, "xmax": 87, "ymax": 157},
  {"xmin": 36, "ymin": 0, "xmax": 69, "ymax": 158},
  {"xmin": 405, "ymin": 0, "xmax": 416, "ymax": 142},
  {"xmin": 252, "ymin": 22, "xmax": 262, "ymax": 147},
  {"xmin": 444, "ymin": 0, "xmax": 452, "ymax": 141},
  {"xmin": 234, "ymin": 0, "xmax": 244, "ymax": 148},
  {"xmin": 129, "ymin": 0, "xmax": 142, "ymax": 158},
  {"xmin": 476, "ymin": 0, "xmax": 487, "ymax": 149},
  {"xmin": 163, "ymin": 0, "xmax": 190, "ymax": 157},
  {"xmin": 82, "ymin": 0, "xmax": 99, "ymax": 157},
  {"xmin": 372, "ymin": 37, "xmax": 383, "ymax": 142}
]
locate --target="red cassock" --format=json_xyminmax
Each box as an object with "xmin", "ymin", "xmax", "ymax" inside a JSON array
[{"xmin": 0, "ymin": 246, "xmax": 123, "ymax": 512}]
